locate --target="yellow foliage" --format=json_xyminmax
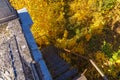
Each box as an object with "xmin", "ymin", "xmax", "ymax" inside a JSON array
[
  {"xmin": 90, "ymin": 12, "xmax": 105, "ymax": 34},
  {"xmin": 95, "ymin": 51, "xmax": 108, "ymax": 63},
  {"xmin": 10, "ymin": 0, "xmax": 120, "ymax": 79},
  {"xmin": 85, "ymin": 34, "xmax": 91, "ymax": 41},
  {"xmin": 71, "ymin": 41, "xmax": 85, "ymax": 54},
  {"xmin": 70, "ymin": 0, "xmax": 94, "ymax": 21},
  {"xmin": 63, "ymin": 30, "xmax": 68, "ymax": 39},
  {"xmin": 10, "ymin": 0, "xmax": 66, "ymax": 46},
  {"xmin": 116, "ymin": 59, "xmax": 120, "ymax": 63},
  {"xmin": 117, "ymin": 0, "xmax": 120, "ymax": 2}
]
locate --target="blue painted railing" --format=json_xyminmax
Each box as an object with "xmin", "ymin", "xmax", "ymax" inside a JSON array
[{"xmin": 18, "ymin": 8, "xmax": 52, "ymax": 80}]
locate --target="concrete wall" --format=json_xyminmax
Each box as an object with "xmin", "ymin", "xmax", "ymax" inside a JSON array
[{"xmin": 18, "ymin": 8, "xmax": 52, "ymax": 80}]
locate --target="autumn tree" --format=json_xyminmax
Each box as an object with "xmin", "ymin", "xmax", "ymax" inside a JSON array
[{"xmin": 10, "ymin": 0, "xmax": 120, "ymax": 79}]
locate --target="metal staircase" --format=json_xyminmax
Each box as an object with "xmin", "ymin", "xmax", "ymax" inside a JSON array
[{"xmin": 41, "ymin": 46, "xmax": 80, "ymax": 80}]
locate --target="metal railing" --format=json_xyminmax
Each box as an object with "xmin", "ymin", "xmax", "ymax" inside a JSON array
[{"xmin": 58, "ymin": 48, "xmax": 108, "ymax": 80}]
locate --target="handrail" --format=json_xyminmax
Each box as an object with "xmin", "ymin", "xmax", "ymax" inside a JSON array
[
  {"xmin": 89, "ymin": 59, "xmax": 108, "ymax": 80},
  {"xmin": 18, "ymin": 8, "xmax": 52, "ymax": 80},
  {"xmin": 59, "ymin": 48, "xmax": 108, "ymax": 80}
]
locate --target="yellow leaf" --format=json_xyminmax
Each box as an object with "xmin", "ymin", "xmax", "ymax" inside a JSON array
[
  {"xmin": 85, "ymin": 34, "xmax": 91, "ymax": 41},
  {"xmin": 116, "ymin": 60, "xmax": 120, "ymax": 63}
]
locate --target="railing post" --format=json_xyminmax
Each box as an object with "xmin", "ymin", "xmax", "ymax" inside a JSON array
[{"xmin": 89, "ymin": 59, "xmax": 108, "ymax": 80}]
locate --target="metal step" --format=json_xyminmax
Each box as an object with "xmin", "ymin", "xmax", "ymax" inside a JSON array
[{"xmin": 55, "ymin": 68, "xmax": 78, "ymax": 80}]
